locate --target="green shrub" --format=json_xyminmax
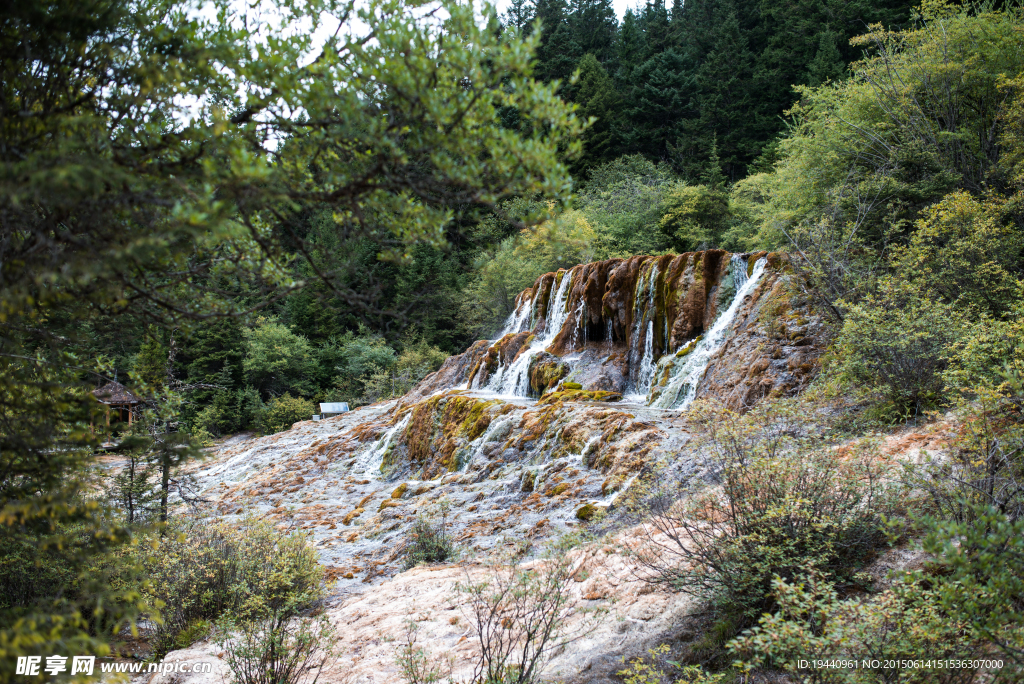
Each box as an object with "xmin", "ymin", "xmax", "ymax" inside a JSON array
[
  {"xmin": 242, "ymin": 317, "xmax": 316, "ymax": 398},
  {"xmin": 396, "ymin": 621, "xmax": 454, "ymax": 684},
  {"xmin": 402, "ymin": 506, "xmax": 456, "ymax": 570},
  {"xmin": 137, "ymin": 514, "xmax": 325, "ymax": 656},
  {"xmin": 634, "ymin": 401, "xmax": 904, "ymax": 626},
  {"xmin": 922, "ymin": 504, "xmax": 1024, "ymax": 668},
  {"xmin": 173, "ymin": 619, "xmax": 212, "ymax": 650},
  {"xmin": 908, "ymin": 386, "xmax": 1024, "ymax": 525},
  {"xmin": 0, "ymin": 527, "xmax": 81, "ymax": 613},
  {"xmin": 657, "ymin": 184, "xmax": 732, "ymax": 252},
  {"xmin": 618, "ymin": 644, "xmax": 725, "ymax": 684},
  {"xmin": 728, "ymin": 570, "xmax": 989, "ymax": 683},
  {"xmin": 362, "ymin": 333, "xmax": 448, "ymax": 404},
  {"xmin": 576, "ymin": 154, "xmax": 683, "ymax": 258},
  {"xmin": 257, "ymin": 393, "xmax": 315, "ymax": 434},
  {"xmin": 836, "ymin": 282, "xmax": 960, "ymax": 422}
]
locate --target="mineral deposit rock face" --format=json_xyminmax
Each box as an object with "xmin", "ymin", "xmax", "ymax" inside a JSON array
[{"xmin": 412, "ymin": 250, "xmax": 825, "ymax": 410}]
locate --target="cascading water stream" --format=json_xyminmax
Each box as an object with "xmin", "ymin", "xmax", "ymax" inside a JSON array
[
  {"xmin": 355, "ymin": 413, "xmax": 412, "ymax": 476},
  {"xmin": 625, "ymin": 265, "xmax": 659, "ymax": 399},
  {"xmin": 486, "ymin": 270, "xmax": 574, "ymax": 396},
  {"xmin": 495, "ymin": 294, "xmax": 534, "ymax": 339},
  {"xmin": 650, "ymin": 256, "xmax": 767, "ymax": 409}
]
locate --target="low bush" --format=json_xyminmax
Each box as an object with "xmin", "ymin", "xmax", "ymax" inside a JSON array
[
  {"xmin": 837, "ymin": 283, "xmax": 960, "ymax": 422},
  {"xmin": 218, "ymin": 612, "xmax": 336, "ymax": 684},
  {"xmin": 136, "ymin": 514, "xmax": 325, "ymax": 655},
  {"xmin": 908, "ymin": 380, "xmax": 1024, "ymax": 525},
  {"xmin": 728, "ymin": 570, "xmax": 989, "ymax": 683},
  {"xmin": 457, "ymin": 549, "xmax": 579, "ymax": 684},
  {"xmin": 618, "ymin": 644, "xmax": 725, "ymax": 684},
  {"xmin": 633, "ymin": 401, "xmax": 905, "ymax": 627},
  {"xmin": 396, "ymin": 620, "xmax": 454, "ymax": 684},
  {"xmin": 257, "ymin": 393, "xmax": 315, "ymax": 434},
  {"xmin": 402, "ymin": 505, "xmax": 456, "ymax": 570}
]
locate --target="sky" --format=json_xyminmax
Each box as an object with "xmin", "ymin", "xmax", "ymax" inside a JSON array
[{"xmin": 492, "ymin": 0, "xmax": 635, "ymax": 21}]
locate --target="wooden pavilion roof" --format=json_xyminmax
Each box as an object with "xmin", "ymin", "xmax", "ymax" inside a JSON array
[{"xmin": 92, "ymin": 381, "xmax": 141, "ymax": 405}]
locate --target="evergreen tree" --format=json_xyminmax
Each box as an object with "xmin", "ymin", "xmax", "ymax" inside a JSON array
[
  {"xmin": 619, "ymin": 48, "xmax": 694, "ymax": 160},
  {"xmin": 613, "ymin": 9, "xmax": 645, "ymax": 89},
  {"xmin": 566, "ymin": 0, "xmax": 618, "ymax": 63},
  {"xmin": 676, "ymin": 0, "xmax": 761, "ymax": 180},
  {"xmin": 502, "ymin": 0, "xmax": 536, "ymax": 34},
  {"xmin": 638, "ymin": 0, "xmax": 675, "ymax": 60},
  {"xmin": 572, "ymin": 53, "xmax": 622, "ymax": 172},
  {"xmin": 534, "ymin": 0, "xmax": 578, "ymax": 83},
  {"xmin": 806, "ymin": 30, "xmax": 846, "ymax": 85}
]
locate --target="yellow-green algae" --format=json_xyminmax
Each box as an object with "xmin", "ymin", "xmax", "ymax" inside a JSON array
[
  {"xmin": 536, "ymin": 389, "xmax": 623, "ymax": 406},
  {"xmin": 385, "ymin": 393, "xmax": 501, "ymax": 479}
]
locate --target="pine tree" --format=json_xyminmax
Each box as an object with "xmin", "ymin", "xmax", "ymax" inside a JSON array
[
  {"xmin": 534, "ymin": 0, "xmax": 578, "ymax": 83},
  {"xmin": 613, "ymin": 9, "xmax": 645, "ymax": 89},
  {"xmin": 806, "ymin": 30, "xmax": 845, "ymax": 85},
  {"xmin": 673, "ymin": 0, "xmax": 760, "ymax": 180},
  {"xmin": 619, "ymin": 48, "xmax": 694, "ymax": 160},
  {"xmin": 638, "ymin": 0, "xmax": 674, "ymax": 60}
]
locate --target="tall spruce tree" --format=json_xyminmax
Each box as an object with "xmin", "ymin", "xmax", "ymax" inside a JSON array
[
  {"xmin": 613, "ymin": 9, "xmax": 645, "ymax": 89},
  {"xmin": 619, "ymin": 48, "xmax": 695, "ymax": 160},
  {"xmin": 503, "ymin": 0, "xmax": 536, "ymax": 34},
  {"xmin": 674, "ymin": 0, "xmax": 761, "ymax": 180},
  {"xmin": 573, "ymin": 53, "xmax": 622, "ymax": 172},
  {"xmin": 534, "ymin": 0, "xmax": 578, "ymax": 83},
  {"xmin": 567, "ymin": 0, "xmax": 618, "ymax": 63}
]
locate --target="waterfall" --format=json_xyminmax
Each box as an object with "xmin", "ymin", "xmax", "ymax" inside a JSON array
[
  {"xmin": 625, "ymin": 265, "xmax": 659, "ymax": 398},
  {"xmin": 569, "ymin": 297, "xmax": 587, "ymax": 350},
  {"xmin": 487, "ymin": 270, "xmax": 574, "ymax": 396},
  {"xmin": 635, "ymin": 321, "xmax": 657, "ymax": 398},
  {"xmin": 650, "ymin": 256, "xmax": 767, "ymax": 409},
  {"xmin": 355, "ymin": 413, "xmax": 412, "ymax": 476},
  {"xmin": 495, "ymin": 294, "xmax": 534, "ymax": 339}
]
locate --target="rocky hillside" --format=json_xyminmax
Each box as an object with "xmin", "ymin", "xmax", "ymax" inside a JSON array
[
  {"xmin": 169, "ymin": 249, "xmax": 834, "ymax": 681},
  {"xmin": 183, "ymin": 251, "xmax": 825, "ymax": 587}
]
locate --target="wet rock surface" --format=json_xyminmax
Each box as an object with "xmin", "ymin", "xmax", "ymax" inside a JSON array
[
  {"xmin": 189, "ymin": 392, "xmax": 695, "ymax": 593},
  {"xmin": 414, "ymin": 251, "xmax": 825, "ymax": 411}
]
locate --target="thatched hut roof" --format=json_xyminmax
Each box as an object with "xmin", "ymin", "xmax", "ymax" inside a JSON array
[{"xmin": 92, "ymin": 381, "xmax": 140, "ymax": 405}]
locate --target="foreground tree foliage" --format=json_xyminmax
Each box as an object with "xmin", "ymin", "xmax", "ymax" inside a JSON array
[{"xmin": 0, "ymin": 0, "xmax": 579, "ymax": 674}]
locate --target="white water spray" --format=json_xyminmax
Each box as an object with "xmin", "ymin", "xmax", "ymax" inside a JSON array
[
  {"xmin": 355, "ymin": 413, "xmax": 411, "ymax": 476},
  {"xmin": 650, "ymin": 256, "xmax": 766, "ymax": 409},
  {"xmin": 487, "ymin": 270, "xmax": 574, "ymax": 396},
  {"xmin": 495, "ymin": 294, "xmax": 534, "ymax": 339}
]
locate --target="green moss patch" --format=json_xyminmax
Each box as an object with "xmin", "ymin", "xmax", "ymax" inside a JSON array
[{"xmin": 537, "ymin": 389, "xmax": 623, "ymax": 406}]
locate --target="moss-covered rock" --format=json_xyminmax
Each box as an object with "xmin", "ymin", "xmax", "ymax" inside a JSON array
[
  {"xmin": 575, "ymin": 503, "xmax": 607, "ymax": 521},
  {"xmin": 386, "ymin": 393, "xmax": 502, "ymax": 480},
  {"xmin": 561, "ymin": 381, "xmax": 583, "ymax": 390},
  {"xmin": 548, "ymin": 482, "xmax": 570, "ymax": 496},
  {"xmin": 536, "ymin": 389, "xmax": 623, "ymax": 406},
  {"xmin": 528, "ymin": 353, "xmax": 570, "ymax": 396}
]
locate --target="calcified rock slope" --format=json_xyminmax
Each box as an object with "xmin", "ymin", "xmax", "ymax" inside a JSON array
[
  {"xmin": 412, "ymin": 250, "xmax": 822, "ymax": 407},
  {"xmin": 174, "ymin": 250, "xmax": 827, "ymax": 682}
]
